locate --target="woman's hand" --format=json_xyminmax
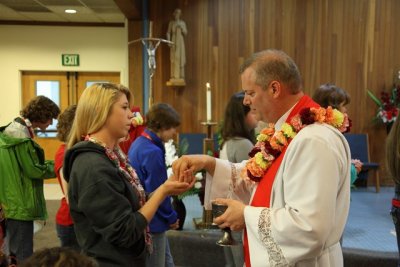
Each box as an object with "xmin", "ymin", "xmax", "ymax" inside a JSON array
[
  {"xmin": 140, "ymin": 176, "xmax": 194, "ymax": 223},
  {"xmin": 161, "ymin": 175, "xmax": 195, "ymax": 196},
  {"xmin": 170, "ymin": 219, "xmax": 180, "ymax": 230},
  {"xmin": 351, "ymin": 159, "xmax": 363, "ymax": 174}
]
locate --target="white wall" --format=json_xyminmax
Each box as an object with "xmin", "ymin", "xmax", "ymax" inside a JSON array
[{"xmin": 0, "ymin": 24, "xmax": 128, "ymax": 125}]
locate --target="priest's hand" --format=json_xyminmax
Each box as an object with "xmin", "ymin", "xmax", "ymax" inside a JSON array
[
  {"xmin": 213, "ymin": 198, "xmax": 246, "ymax": 231},
  {"xmin": 172, "ymin": 155, "xmax": 216, "ymax": 183}
]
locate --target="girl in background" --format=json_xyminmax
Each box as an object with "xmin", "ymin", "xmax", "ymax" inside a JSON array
[
  {"xmin": 219, "ymin": 92, "xmax": 258, "ymax": 267},
  {"xmin": 54, "ymin": 105, "xmax": 79, "ymax": 250},
  {"xmin": 220, "ymin": 92, "xmax": 258, "ymax": 163}
]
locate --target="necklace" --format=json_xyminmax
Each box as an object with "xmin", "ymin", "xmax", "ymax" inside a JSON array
[{"xmin": 245, "ymin": 106, "xmax": 350, "ymax": 182}]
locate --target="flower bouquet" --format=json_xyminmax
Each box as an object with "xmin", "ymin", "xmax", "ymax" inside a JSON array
[{"xmin": 367, "ymin": 86, "xmax": 400, "ymax": 125}]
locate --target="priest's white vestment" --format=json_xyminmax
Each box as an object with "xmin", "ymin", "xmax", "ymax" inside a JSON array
[{"xmin": 205, "ymin": 122, "xmax": 351, "ymax": 267}]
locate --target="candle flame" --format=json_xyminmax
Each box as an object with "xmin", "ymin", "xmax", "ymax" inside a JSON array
[{"xmin": 206, "ymin": 82, "xmax": 210, "ymax": 89}]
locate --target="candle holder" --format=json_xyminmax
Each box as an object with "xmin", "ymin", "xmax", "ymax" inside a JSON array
[
  {"xmin": 193, "ymin": 121, "xmax": 218, "ymax": 230},
  {"xmin": 200, "ymin": 121, "xmax": 218, "ymax": 139}
]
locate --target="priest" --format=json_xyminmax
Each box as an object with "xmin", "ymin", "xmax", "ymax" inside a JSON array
[{"xmin": 172, "ymin": 49, "xmax": 351, "ymax": 267}]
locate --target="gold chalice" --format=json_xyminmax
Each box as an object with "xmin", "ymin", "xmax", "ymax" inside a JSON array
[{"xmin": 212, "ymin": 202, "xmax": 238, "ymax": 246}]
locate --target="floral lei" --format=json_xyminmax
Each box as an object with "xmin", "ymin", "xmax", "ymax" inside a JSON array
[{"xmin": 245, "ymin": 106, "xmax": 351, "ymax": 182}]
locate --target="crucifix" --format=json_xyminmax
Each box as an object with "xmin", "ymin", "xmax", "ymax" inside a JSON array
[{"xmin": 129, "ymin": 37, "xmax": 173, "ymax": 108}]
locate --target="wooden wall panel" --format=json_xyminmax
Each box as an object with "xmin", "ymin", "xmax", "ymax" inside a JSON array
[
  {"xmin": 128, "ymin": 20, "xmax": 144, "ymax": 109},
  {"xmin": 128, "ymin": 0, "xmax": 400, "ymax": 185}
]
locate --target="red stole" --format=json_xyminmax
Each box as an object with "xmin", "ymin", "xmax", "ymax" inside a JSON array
[{"xmin": 243, "ymin": 95, "xmax": 319, "ymax": 267}]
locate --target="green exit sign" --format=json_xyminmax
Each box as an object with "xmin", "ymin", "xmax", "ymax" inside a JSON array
[{"xmin": 62, "ymin": 54, "xmax": 79, "ymax": 66}]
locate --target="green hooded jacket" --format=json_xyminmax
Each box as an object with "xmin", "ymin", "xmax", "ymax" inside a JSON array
[{"xmin": 0, "ymin": 130, "xmax": 55, "ymax": 221}]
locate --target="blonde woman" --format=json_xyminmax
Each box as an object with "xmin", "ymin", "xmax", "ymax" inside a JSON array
[{"xmin": 63, "ymin": 83, "xmax": 193, "ymax": 266}]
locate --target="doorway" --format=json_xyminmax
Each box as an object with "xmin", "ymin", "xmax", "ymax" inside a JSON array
[{"xmin": 21, "ymin": 71, "xmax": 120, "ymax": 162}]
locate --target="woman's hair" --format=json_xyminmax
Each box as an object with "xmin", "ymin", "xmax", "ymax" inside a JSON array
[
  {"xmin": 146, "ymin": 103, "xmax": 180, "ymax": 132},
  {"xmin": 239, "ymin": 49, "xmax": 302, "ymax": 94},
  {"xmin": 56, "ymin": 105, "xmax": 77, "ymax": 142},
  {"xmin": 386, "ymin": 119, "xmax": 400, "ymax": 184},
  {"xmin": 21, "ymin": 95, "xmax": 60, "ymax": 123},
  {"xmin": 312, "ymin": 83, "xmax": 351, "ymax": 109},
  {"xmin": 20, "ymin": 247, "xmax": 98, "ymax": 267},
  {"xmin": 220, "ymin": 92, "xmax": 255, "ymax": 147},
  {"xmin": 67, "ymin": 83, "xmax": 131, "ymax": 148}
]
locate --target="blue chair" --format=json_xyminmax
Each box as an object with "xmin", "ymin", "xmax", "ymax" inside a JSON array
[
  {"xmin": 344, "ymin": 133, "xmax": 380, "ymax": 192},
  {"xmin": 177, "ymin": 133, "xmax": 206, "ymax": 154},
  {"xmin": 177, "ymin": 133, "xmax": 220, "ymax": 155}
]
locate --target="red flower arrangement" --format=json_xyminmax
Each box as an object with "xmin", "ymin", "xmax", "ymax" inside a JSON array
[{"xmin": 368, "ymin": 86, "xmax": 400, "ymax": 124}]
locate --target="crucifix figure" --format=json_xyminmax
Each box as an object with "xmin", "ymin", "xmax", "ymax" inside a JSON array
[
  {"xmin": 142, "ymin": 39, "xmax": 161, "ymax": 77},
  {"xmin": 129, "ymin": 37, "xmax": 173, "ymax": 107}
]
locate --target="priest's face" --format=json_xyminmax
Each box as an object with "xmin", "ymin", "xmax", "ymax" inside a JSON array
[{"xmin": 241, "ymin": 68, "xmax": 278, "ymax": 123}]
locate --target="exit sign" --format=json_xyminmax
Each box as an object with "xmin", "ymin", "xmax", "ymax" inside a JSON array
[{"xmin": 62, "ymin": 54, "xmax": 79, "ymax": 66}]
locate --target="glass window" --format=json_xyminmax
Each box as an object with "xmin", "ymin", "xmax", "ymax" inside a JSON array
[
  {"xmin": 35, "ymin": 80, "xmax": 60, "ymax": 138},
  {"xmin": 86, "ymin": 81, "xmax": 109, "ymax": 88}
]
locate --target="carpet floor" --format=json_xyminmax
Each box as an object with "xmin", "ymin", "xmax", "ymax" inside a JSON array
[{"xmin": 34, "ymin": 200, "xmax": 60, "ymax": 250}]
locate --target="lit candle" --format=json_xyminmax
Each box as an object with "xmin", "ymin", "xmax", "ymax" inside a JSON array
[{"xmin": 206, "ymin": 82, "xmax": 212, "ymax": 122}]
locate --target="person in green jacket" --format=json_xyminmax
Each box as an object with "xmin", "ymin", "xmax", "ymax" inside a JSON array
[{"xmin": 0, "ymin": 95, "xmax": 59, "ymax": 263}]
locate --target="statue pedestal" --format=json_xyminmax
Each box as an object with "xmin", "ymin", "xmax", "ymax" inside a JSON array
[{"xmin": 166, "ymin": 78, "xmax": 186, "ymax": 87}]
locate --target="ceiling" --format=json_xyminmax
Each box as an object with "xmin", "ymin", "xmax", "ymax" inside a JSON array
[{"xmin": 0, "ymin": 0, "xmax": 141, "ymax": 24}]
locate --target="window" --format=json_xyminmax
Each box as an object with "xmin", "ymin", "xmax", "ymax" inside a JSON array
[
  {"xmin": 86, "ymin": 81, "xmax": 109, "ymax": 87},
  {"xmin": 35, "ymin": 81, "xmax": 60, "ymax": 137}
]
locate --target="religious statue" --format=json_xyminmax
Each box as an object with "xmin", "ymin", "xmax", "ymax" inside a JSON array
[{"xmin": 166, "ymin": 8, "xmax": 187, "ymax": 86}]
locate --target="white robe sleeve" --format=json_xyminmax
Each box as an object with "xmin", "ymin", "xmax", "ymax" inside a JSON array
[
  {"xmin": 204, "ymin": 158, "xmax": 255, "ymax": 209},
  {"xmin": 244, "ymin": 125, "xmax": 350, "ymax": 266}
]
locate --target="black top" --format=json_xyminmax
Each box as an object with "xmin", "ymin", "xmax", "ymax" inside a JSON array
[{"xmin": 64, "ymin": 141, "xmax": 148, "ymax": 267}]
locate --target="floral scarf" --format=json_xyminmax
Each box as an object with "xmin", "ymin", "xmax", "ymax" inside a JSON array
[{"xmin": 85, "ymin": 135, "xmax": 152, "ymax": 253}]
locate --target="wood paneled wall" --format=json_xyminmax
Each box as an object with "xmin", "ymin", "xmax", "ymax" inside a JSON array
[{"xmin": 128, "ymin": 0, "xmax": 400, "ymax": 185}]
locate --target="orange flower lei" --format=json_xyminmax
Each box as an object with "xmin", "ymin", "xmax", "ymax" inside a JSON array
[{"xmin": 245, "ymin": 106, "xmax": 350, "ymax": 182}]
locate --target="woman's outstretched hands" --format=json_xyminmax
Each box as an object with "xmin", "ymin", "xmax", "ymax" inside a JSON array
[{"xmin": 162, "ymin": 174, "xmax": 195, "ymax": 196}]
